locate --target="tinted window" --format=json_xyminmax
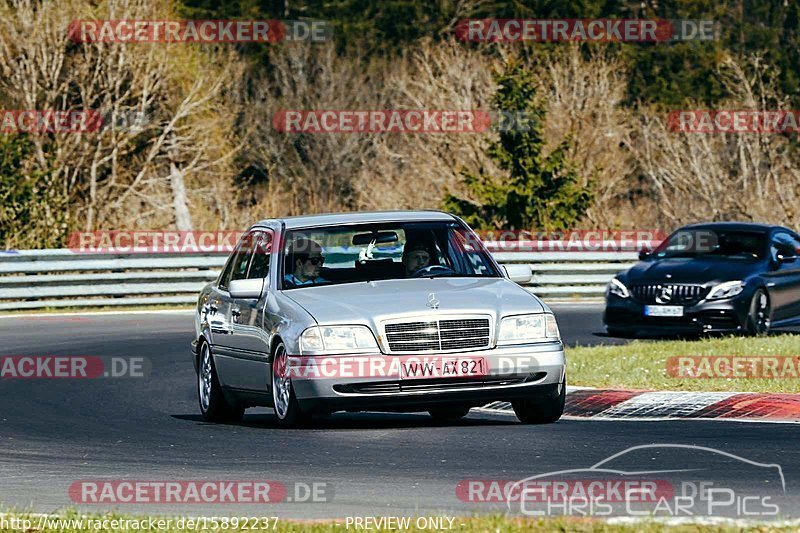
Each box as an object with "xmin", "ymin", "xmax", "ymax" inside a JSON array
[
  {"xmin": 771, "ymin": 232, "xmax": 800, "ymax": 261},
  {"xmin": 653, "ymin": 229, "xmax": 767, "ymax": 259}
]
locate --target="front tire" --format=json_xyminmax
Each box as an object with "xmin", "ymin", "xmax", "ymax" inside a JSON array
[
  {"xmin": 271, "ymin": 342, "xmax": 311, "ymax": 428},
  {"xmin": 745, "ymin": 288, "xmax": 771, "ymax": 336},
  {"xmin": 197, "ymin": 342, "xmax": 244, "ymax": 423},
  {"xmin": 512, "ymin": 380, "xmax": 566, "ymax": 424}
]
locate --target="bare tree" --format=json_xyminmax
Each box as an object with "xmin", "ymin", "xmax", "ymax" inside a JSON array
[
  {"xmin": 629, "ymin": 54, "xmax": 800, "ymax": 230},
  {"xmin": 531, "ymin": 44, "xmax": 638, "ymax": 227},
  {"xmin": 0, "ymin": 0, "xmax": 241, "ymax": 243},
  {"xmin": 238, "ymin": 41, "xmax": 387, "ymax": 217},
  {"xmin": 354, "ymin": 38, "xmax": 502, "ymax": 211}
]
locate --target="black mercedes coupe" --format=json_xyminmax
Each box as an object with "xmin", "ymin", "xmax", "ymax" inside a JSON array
[{"xmin": 603, "ymin": 222, "xmax": 800, "ymax": 336}]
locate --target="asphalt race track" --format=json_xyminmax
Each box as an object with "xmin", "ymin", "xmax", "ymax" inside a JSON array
[{"xmin": 0, "ymin": 305, "xmax": 798, "ymax": 520}]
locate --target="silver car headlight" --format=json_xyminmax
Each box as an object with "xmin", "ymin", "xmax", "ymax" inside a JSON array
[
  {"xmin": 606, "ymin": 278, "xmax": 630, "ymax": 298},
  {"xmin": 299, "ymin": 325, "xmax": 379, "ymax": 355},
  {"xmin": 707, "ymin": 280, "xmax": 745, "ymax": 300},
  {"xmin": 497, "ymin": 313, "xmax": 560, "ymax": 345}
]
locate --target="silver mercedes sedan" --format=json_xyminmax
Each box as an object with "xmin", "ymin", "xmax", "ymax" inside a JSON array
[{"xmin": 192, "ymin": 211, "xmax": 566, "ymax": 427}]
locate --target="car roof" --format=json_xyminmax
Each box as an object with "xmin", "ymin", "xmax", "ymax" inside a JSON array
[
  {"xmin": 680, "ymin": 221, "xmax": 786, "ymax": 233},
  {"xmin": 252, "ymin": 210, "xmax": 457, "ymax": 230}
]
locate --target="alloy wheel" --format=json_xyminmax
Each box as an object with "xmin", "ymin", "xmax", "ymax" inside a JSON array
[
  {"xmin": 272, "ymin": 344, "xmax": 291, "ymax": 419},
  {"xmin": 199, "ymin": 343, "xmax": 212, "ymax": 412}
]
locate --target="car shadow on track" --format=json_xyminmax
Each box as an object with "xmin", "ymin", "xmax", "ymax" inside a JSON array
[{"xmin": 172, "ymin": 411, "xmax": 519, "ymax": 430}]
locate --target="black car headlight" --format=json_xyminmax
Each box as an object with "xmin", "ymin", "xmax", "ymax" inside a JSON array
[
  {"xmin": 606, "ymin": 278, "xmax": 630, "ymax": 299},
  {"xmin": 706, "ymin": 280, "xmax": 745, "ymax": 300}
]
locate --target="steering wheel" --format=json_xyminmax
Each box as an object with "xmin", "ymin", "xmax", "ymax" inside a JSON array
[{"xmin": 411, "ymin": 265, "xmax": 455, "ymax": 278}]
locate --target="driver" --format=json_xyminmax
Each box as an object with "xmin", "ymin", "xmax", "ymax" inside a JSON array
[
  {"xmin": 402, "ymin": 241, "xmax": 434, "ymax": 277},
  {"xmin": 284, "ymin": 238, "xmax": 327, "ymax": 287}
]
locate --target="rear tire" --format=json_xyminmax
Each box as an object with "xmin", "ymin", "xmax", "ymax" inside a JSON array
[
  {"xmin": 512, "ymin": 380, "xmax": 566, "ymax": 424},
  {"xmin": 745, "ymin": 288, "xmax": 771, "ymax": 336},
  {"xmin": 271, "ymin": 342, "xmax": 311, "ymax": 428},
  {"xmin": 428, "ymin": 406, "xmax": 471, "ymax": 420},
  {"xmin": 197, "ymin": 342, "xmax": 245, "ymax": 423}
]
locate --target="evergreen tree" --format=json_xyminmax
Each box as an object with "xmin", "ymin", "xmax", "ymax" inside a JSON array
[
  {"xmin": 0, "ymin": 137, "xmax": 67, "ymax": 248},
  {"xmin": 443, "ymin": 61, "xmax": 592, "ymax": 231}
]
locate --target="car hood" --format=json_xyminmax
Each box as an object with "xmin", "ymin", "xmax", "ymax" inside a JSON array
[
  {"xmin": 283, "ymin": 277, "xmax": 544, "ymax": 326},
  {"xmin": 624, "ymin": 257, "xmax": 761, "ymax": 284}
]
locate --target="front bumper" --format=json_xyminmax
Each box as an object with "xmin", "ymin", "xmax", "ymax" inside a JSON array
[
  {"xmin": 603, "ymin": 294, "xmax": 750, "ymax": 335},
  {"xmin": 290, "ymin": 342, "xmax": 565, "ymax": 414}
]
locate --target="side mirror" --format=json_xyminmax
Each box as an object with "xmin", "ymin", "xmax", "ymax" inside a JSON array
[
  {"xmin": 638, "ymin": 248, "xmax": 652, "ymax": 261},
  {"xmin": 503, "ymin": 264, "xmax": 532, "ymax": 284},
  {"xmin": 229, "ymin": 278, "xmax": 264, "ymax": 299}
]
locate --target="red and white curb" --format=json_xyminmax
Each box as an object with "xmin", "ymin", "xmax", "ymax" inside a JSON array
[{"xmin": 480, "ymin": 387, "xmax": 800, "ymax": 423}]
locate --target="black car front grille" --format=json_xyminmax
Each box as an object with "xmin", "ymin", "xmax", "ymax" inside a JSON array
[{"xmin": 630, "ymin": 284, "xmax": 707, "ymax": 305}]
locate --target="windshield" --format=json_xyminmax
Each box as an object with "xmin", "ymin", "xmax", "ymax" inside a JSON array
[
  {"xmin": 653, "ymin": 229, "xmax": 767, "ymax": 260},
  {"xmin": 280, "ymin": 221, "xmax": 500, "ymax": 289}
]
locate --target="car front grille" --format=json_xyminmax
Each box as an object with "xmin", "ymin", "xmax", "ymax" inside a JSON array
[
  {"xmin": 384, "ymin": 317, "xmax": 491, "ymax": 353},
  {"xmin": 630, "ymin": 284, "xmax": 707, "ymax": 305}
]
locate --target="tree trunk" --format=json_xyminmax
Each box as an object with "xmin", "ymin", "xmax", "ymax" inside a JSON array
[{"xmin": 170, "ymin": 162, "xmax": 193, "ymax": 231}]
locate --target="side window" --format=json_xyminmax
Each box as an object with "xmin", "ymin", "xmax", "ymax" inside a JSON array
[
  {"xmin": 219, "ymin": 233, "xmax": 256, "ymax": 290},
  {"xmin": 772, "ymin": 233, "xmax": 800, "ymax": 260},
  {"xmin": 218, "ymin": 256, "xmax": 235, "ymax": 290},
  {"xmin": 450, "ymin": 227, "xmax": 493, "ymax": 275},
  {"xmin": 787, "ymin": 234, "xmax": 800, "ymax": 256},
  {"xmin": 247, "ymin": 231, "xmax": 273, "ymax": 280}
]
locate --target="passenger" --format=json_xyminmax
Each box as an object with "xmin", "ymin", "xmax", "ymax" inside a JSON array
[
  {"xmin": 402, "ymin": 241, "xmax": 434, "ymax": 277},
  {"xmin": 284, "ymin": 238, "xmax": 327, "ymax": 287}
]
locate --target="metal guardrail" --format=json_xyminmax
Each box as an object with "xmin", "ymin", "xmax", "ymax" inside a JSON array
[{"xmin": 0, "ymin": 247, "xmax": 636, "ymax": 310}]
